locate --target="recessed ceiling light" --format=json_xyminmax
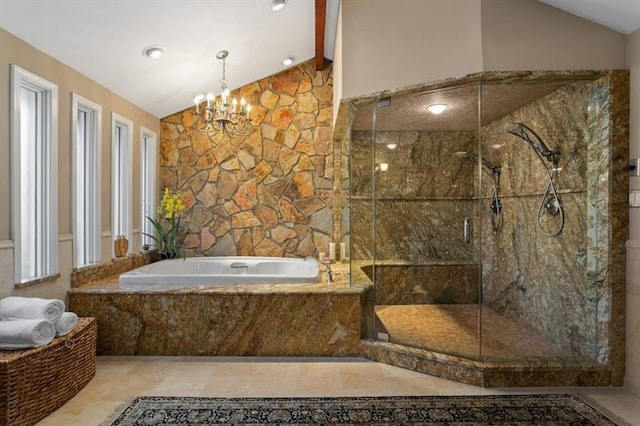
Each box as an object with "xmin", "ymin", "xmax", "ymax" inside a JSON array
[
  {"xmin": 143, "ymin": 46, "xmax": 163, "ymax": 59},
  {"xmin": 282, "ymin": 55, "xmax": 294, "ymax": 66},
  {"xmin": 427, "ymin": 103, "xmax": 448, "ymax": 114},
  {"xmin": 270, "ymin": 0, "xmax": 286, "ymax": 11}
]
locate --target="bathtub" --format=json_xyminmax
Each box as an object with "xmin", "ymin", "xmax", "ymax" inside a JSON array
[{"xmin": 118, "ymin": 256, "xmax": 320, "ymax": 286}]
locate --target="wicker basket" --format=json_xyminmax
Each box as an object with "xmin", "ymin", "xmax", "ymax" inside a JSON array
[{"xmin": 0, "ymin": 317, "xmax": 97, "ymax": 426}]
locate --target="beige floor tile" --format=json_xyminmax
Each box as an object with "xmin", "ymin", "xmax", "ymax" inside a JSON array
[{"xmin": 32, "ymin": 356, "xmax": 640, "ymax": 426}]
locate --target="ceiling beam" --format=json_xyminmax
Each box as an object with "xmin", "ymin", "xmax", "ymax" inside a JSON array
[{"xmin": 315, "ymin": 0, "xmax": 327, "ymax": 71}]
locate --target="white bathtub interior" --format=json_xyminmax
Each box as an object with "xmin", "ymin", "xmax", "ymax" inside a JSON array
[{"xmin": 118, "ymin": 256, "xmax": 320, "ymax": 287}]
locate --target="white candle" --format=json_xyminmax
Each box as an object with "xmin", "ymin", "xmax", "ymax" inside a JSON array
[
  {"xmin": 329, "ymin": 243, "xmax": 336, "ymax": 261},
  {"xmin": 319, "ymin": 252, "xmax": 326, "ymax": 262},
  {"xmin": 340, "ymin": 243, "xmax": 346, "ymax": 262}
]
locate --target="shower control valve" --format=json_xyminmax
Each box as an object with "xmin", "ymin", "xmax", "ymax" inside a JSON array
[{"xmin": 544, "ymin": 196, "xmax": 562, "ymax": 216}]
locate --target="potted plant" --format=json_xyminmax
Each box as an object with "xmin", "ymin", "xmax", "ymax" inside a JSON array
[{"xmin": 143, "ymin": 188, "xmax": 185, "ymax": 259}]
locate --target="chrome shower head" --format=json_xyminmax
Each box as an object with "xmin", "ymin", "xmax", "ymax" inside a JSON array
[{"xmin": 504, "ymin": 122, "xmax": 559, "ymax": 164}]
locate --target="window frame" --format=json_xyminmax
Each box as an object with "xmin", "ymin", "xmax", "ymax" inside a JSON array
[
  {"xmin": 10, "ymin": 64, "xmax": 59, "ymax": 284},
  {"xmin": 71, "ymin": 93, "xmax": 102, "ymax": 268},
  {"xmin": 140, "ymin": 127, "xmax": 158, "ymax": 250},
  {"xmin": 111, "ymin": 113, "xmax": 133, "ymax": 257}
]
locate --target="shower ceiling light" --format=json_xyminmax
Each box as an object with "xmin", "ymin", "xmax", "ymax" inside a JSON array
[
  {"xmin": 270, "ymin": 0, "xmax": 286, "ymax": 11},
  {"xmin": 386, "ymin": 144, "xmax": 397, "ymax": 150},
  {"xmin": 143, "ymin": 46, "xmax": 163, "ymax": 59},
  {"xmin": 427, "ymin": 103, "xmax": 448, "ymax": 114}
]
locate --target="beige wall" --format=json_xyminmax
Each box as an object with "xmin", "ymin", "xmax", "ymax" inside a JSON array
[
  {"xmin": 336, "ymin": 0, "xmax": 627, "ymax": 104},
  {"xmin": 340, "ymin": 0, "xmax": 483, "ymax": 100},
  {"xmin": 626, "ymin": 28, "xmax": 640, "ymax": 398},
  {"xmin": 0, "ymin": 27, "xmax": 160, "ymax": 301},
  {"xmin": 481, "ymin": 0, "xmax": 626, "ymax": 71}
]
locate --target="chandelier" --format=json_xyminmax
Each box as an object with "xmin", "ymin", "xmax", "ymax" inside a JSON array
[{"xmin": 192, "ymin": 50, "xmax": 252, "ymax": 137}]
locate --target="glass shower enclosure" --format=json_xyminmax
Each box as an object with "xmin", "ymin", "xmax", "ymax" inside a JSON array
[{"xmin": 346, "ymin": 72, "xmax": 627, "ymax": 372}]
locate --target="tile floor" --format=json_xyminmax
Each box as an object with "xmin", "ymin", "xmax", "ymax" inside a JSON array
[{"xmin": 36, "ymin": 356, "xmax": 640, "ymax": 426}]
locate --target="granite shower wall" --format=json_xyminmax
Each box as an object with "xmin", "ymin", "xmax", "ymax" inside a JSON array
[
  {"xmin": 160, "ymin": 62, "xmax": 334, "ymax": 257},
  {"xmin": 350, "ymin": 130, "xmax": 478, "ymax": 262},
  {"xmin": 480, "ymin": 81, "xmax": 593, "ymax": 358},
  {"xmin": 480, "ymin": 73, "xmax": 628, "ymax": 370},
  {"xmin": 481, "ymin": 73, "xmax": 627, "ymax": 369}
]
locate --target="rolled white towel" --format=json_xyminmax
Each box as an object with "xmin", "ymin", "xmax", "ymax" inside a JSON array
[
  {"xmin": 0, "ymin": 319, "xmax": 56, "ymax": 349},
  {"xmin": 0, "ymin": 297, "xmax": 65, "ymax": 323},
  {"xmin": 55, "ymin": 312, "xmax": 78, "ymax": 336}
]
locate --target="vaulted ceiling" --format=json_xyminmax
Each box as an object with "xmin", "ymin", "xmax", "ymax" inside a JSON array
[{"xmin": 0, "ymin": 0, "xmax": 636, "ymax": 119}]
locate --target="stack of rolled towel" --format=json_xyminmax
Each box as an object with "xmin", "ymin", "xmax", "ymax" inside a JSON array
[{"xmin": 0, "ymin": 297, "xmax": 79, "ymax": 350}]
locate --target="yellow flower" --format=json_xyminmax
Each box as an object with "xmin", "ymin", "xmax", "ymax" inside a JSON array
[{"xmin": 158, "ymin": 188, "xmax": 184, "ymax": 219}]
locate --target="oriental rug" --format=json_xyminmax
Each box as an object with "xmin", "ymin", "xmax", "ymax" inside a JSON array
[{"xmin": 105, "ymin": 394, "xmax": 624, "ymax": 425}]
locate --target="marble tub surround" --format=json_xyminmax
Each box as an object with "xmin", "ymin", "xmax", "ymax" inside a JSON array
[
  {"xmin": 71, "ymin": 251, "xmax": 159, "ymax": 288},
  {"xmin": 68, "ymin": 261, "xmax": 371, "ymax": 357},
  {"xmin": 160, "ymin": 60, "xmax": 335, "ymax": 259}
]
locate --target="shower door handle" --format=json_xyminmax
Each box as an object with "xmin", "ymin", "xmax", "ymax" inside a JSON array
[{"xmin": 463, "ymin": 217, "xmax": 472, "ymax": 243}]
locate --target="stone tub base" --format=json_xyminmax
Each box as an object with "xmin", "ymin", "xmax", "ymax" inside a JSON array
[{"xmin": 69, "ymin": 265, "xmax": 368, "ymax": 357}]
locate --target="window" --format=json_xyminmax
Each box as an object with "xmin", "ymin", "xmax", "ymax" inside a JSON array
[
  {"xmin": 140, "ymin": 127, "xmax": 157, "ymax": 249},
  {"xmin": 112, "ymin": 113, "xmax": 133, "ymax": 256},
  {"xmin": 11, "ymin": 65, "xmax": 58, "ymax": 284},
  {"xmin": 72, "ymin": 94, "xmax": 102, "ymax": 267}
]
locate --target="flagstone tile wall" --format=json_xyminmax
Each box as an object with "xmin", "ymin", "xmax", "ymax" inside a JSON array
[{"xmin": 160, "ymin": 61, "xmax": 334, "ymax": 258}]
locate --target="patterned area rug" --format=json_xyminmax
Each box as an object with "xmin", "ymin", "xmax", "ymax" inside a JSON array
[{"xmin": 105, "ymin": 394, "xmax": 625, "ymax": 425}]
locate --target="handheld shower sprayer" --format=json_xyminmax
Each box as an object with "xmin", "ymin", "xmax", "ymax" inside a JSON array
[{"xmin": 504, "ymin": 122, "xmax": 564, "ymax": 236}]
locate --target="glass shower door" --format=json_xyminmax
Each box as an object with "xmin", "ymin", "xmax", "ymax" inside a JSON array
[{"xmin": 351, "ymin": 84, "xmax": 484, "ymax": 359}]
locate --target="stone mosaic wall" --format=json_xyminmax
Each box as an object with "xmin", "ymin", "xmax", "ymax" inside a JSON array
[{"xmin": 160, "ymin": 62, "xmax": 333, "ymax": 257}]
